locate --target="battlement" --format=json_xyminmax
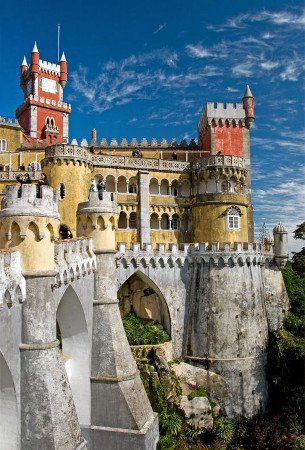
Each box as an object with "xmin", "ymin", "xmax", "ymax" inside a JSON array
[
  {"xmin": 82, "ymin": 137, "xmax": 198, "ymax": 149},
  {"xmin": 0, "ymin": 184, "xmax": 59, "ymax": 218},
  {"xmin": 198, "ymin": 102, "xmax": 246, "ymax": 132},
  {"xmin": 54, "ymin": 238, "xmax": 96, "ymax": 286},
  {"xmin": 0, "ymin": 249, "xmax": 25, "ymax": 308},
  {"xmin": 39, "ymin": 59, "xmax": 60, "ymax": 74},
  {"xmin": 116, "ymin": 241, "xmax": 275, "ymax": 269},
  {"xmin": 77, "ymin": 191, "xmax": 118, "ymax": 215},
  {"xmin": 0, "ymin": 116, "xmax": 21, "ymax": 128}
]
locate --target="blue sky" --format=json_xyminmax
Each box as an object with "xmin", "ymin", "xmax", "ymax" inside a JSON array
[{"xmin": 0, "ymin": 0, "xmax": 304, "ymax": 252}]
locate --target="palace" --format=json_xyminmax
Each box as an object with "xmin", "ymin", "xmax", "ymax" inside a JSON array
[{"xmin": 0, "ymin": 44, "xmax": 289, "ymax": 450}]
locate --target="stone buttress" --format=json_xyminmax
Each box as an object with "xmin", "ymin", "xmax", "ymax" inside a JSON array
[
  {"xmin": 0, "ymin": 184, "xmax": 86, "ymax": 450},
  {"xmin": 77, "ymin": 191, "xmax": 159, "ymax": 449}
]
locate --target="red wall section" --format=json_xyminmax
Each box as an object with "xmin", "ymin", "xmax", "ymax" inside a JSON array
[
  {"xmin": 200, "ymin": 128, "xmax": 211, "ymax": 152},
  {"xmin": 17, "ymin": 109, "xmax": 30, "ymax": 135},
  {"xmin": 36, "ymin": 108, "xmax": 63, "ymax": 139},
  {"xmin": 214, "ymin": 123, "xmax": 244, "ymax": 156}
]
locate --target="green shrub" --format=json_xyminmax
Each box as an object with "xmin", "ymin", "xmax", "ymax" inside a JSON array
[
  {"xmin": 187, "ymin": 386, "xmax": 208, "ymax": 401},
  {"xmin": 122, "ymin": 310, "xmax": 170, "ymax": 345},
  {"xmin": 214, "ymin": 417, "xmax": 235, "ymax": 444}
]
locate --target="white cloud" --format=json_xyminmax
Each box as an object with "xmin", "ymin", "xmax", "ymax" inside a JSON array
[
  {"xmin": 186, "ymin": 44, "xmax": 213, "ymax": 58},
  {"xmin": 260, "ymin": 61, "xmax": 279, "ymax": 70},
  {"xmin": 232, "ymin": 61, "xmax": 254, "ymax": 77}
]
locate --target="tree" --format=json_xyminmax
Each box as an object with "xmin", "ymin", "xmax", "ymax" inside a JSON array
[
  {"xmin": 292, "ymin": 222, "xmax": 305, "ymax": 276},
  {"xmin": 293, "ymin": 222, "xmax": 305, "ymax": 240}
]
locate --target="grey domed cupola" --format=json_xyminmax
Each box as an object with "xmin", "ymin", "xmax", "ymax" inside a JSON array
[{"xmin": 273, "ymin": 222, "xmax": 288, "ymax": 268}]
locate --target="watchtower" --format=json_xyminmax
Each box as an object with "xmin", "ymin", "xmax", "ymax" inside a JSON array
[
  {"xmin": 77, "ymin": 191, "xmax": 119, "ymax": 251},
  {"xmin": 16, "ymin": 42, "xmax": 70, "ymax": 144},
  {"xmin": 0, "ymin": 184, "xmax": 60, "ymax": 272}
]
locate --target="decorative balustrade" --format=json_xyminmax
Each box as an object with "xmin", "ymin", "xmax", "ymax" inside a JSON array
[
  {"xmin": 54, "ymin": 238, "xmax": 96, "ymax": 286},
  {"xmin": 0, "ymin": 171, "xmax": 41, "ymax": 181},
  {"xmin": 191, "ymin": 155, "xmax": 245, "ymax": 171}
]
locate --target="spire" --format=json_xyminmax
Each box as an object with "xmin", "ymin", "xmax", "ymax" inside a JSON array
[
  {"xmin": 21, "ymin": 56, "xmax": 28, "ymax": 67},
  {"xmin": 32, "ymin": 41, "xmax": 39, "ymax": 53},
  {"xmin": 243, "ymin": 84, "xmax": 253, "ymax": 98},
  {"xmin": 60, "ymin": 51, "xmax": 66, "ymax": 62}
]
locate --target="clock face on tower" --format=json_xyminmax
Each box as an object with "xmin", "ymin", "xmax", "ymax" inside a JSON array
[
  {"xmin": 26, "ymin": 80, "xmax": 32, "ymax": 96},
  {"xmin": 41, "ymin": 77, "xmax": 57, "ymax": 94}
]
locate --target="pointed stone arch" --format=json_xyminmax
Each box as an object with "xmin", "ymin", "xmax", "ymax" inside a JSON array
[
  {"xmin": 56, "ymin": 286, "xmax": 90, "ymax": 426},
  {"xmin": 0, "ymin": 351, "xmax": 18, "ymax": 449},
  {"xmin": 118, "ymin": 270, "xmax": 171, "ymax": 337}
]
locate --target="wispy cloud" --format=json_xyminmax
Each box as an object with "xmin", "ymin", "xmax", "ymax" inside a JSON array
[
  {"xmin": 209, "ymin": 8, "xmax": 305, "ymax": 31},
  {"xmin": 185, "ymin": 44, "xmax": 213, "ymax": 58},
  {"xmin": 153, "ymin": 23, "xmax": 166, "ymax": 34}
]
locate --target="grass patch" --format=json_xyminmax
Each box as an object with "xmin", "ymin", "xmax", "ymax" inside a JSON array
[{"xmin": 122, "ymin": 310, "xmax": 170, "ymax": 345}]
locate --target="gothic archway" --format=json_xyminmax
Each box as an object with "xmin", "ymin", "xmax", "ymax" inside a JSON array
[
  {"xmin": 118, "ymin": 271, "xmax": 171, "ymax": 338},
  {"xmin": 56, "ymin": 286, "xmax": 90, "ymax": 425},
  {"xmin": 0, "ymin": 352, "xmax": 18, "ymax": 449}
]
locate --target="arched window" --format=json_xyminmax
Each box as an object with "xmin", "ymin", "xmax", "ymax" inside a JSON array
[
  {"xmin": 118, "ymin": 212, "xmax": 127, "ymax": 229},
  {"xmin": 59, "ymin": 183, "xmax": 66, "ymax": 199},
  {"xmin": 0, "ymin": 139, "xmax": 7, "ymax": 152},
  {"xmin": 150, "ymin": 213, "xmax": 159, "ymax": 229},
  {"xmin": 129, "ymin": 212, "xmax": 137, "ymax": 229},
  {"xmin": 234, "ymin": 181, "xmax": 244, "ymax": 194},
  {"xmin": 149, "ymin": 178, "xmax": 159, "ymax": 195},
  {"xmin": 105, "ymin": 175, "xmax": 115, "ymax": 192},
  {"xmin": 128, "ymin": 177, "xmax": 137, "ymax": 194},
  {"xmin": 171, "ymin": 214, "xmax": 179, "ymax": 230},
  {"xmin": 160, "ymin": 179, "xmax": 169, "ymax": 195},
  {"xmin": 161, "ymin": 213, "xmax": 170, "ymax": 230},
  {"xmin": 221, "ymin": 180, "xmax": 230, "ymax": 193},
  {"xmin": 45, "ymin": 117, "xmax": 50, "ymax": 127},
  {"xmin": 29, "ymin": 161, "xmax": 41, "ymax": 171},
  {"xmin": 226, "ymin": 206, "xmax": 241, "ymax": 230},
  {"xmin": 171, "ymin": 180, "xmax": 179, "ymax": 197},
  {"xmin": 117, "ymin": 176, "xmax": 127, "ymax": 193}
]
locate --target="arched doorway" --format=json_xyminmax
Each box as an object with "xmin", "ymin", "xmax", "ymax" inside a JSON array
[
  {"xmin": 118, "ymin": 272, "xmax": 171, "ymax": 343},
  {"xmin": 56, "ymin": 286, "xmax": 90, "ymax": 425},
  {"xmin": 0, "ymin": 352, "xmax": 18, "ymax": 450}
]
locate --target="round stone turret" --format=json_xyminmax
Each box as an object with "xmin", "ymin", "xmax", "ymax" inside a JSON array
[
  {"xmin": 0, "ymin": 184, "xmax": 60, "ymax": 273},
  {"xmin": 273, "ymin": 222, "xmax": 288, "ymax": 268},
  {"xmin": 77, "ymin": 191, "xmax": 119, "ymax": 251}
]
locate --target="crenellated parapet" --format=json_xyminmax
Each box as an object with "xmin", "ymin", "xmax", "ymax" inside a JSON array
[
  {"xmin": 116, "ymin": 241, "xmax": 276, "ymax": 269},
  {"xmin": 71, "ymin": 136, "xmax": 198, "ymax": 149},
  {"xmin": 0, "ymin": 116, "xmax": 21, "ymax": 128},
  {"xmin": 0, "ymin": 249, "xmax": 25, "ymax": 308},
  {"xmin": 0, "ymin": 185, "xmax": 60, "ymax": 273},
  {"xmin": 54, "ymin": 237, "xmax": 96, "ymax": 286},
  {"xmin": 1, "ymin": 184, "xmax": 59, "ymax": 218}
]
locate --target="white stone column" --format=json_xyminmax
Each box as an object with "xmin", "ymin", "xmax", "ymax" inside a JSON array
[{"xmin": 139, "ymin": 171, "xmax": 150, "ymax": 247}]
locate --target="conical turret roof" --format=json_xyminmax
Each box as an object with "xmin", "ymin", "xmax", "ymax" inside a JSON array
[
  {"xmin": 243, "ymin": 84, "xmax": 253, "ymax": 98},
  {"xmin": 60, "ymin": 52, "xmax": 67, "ymax": 62},
  {"xmin": 21, "ymin": 56, "xmax": 28, "ymax": 67},
  {"xmin": 32, "ymin": 41, "xmax": 39, "ymax": 53}
]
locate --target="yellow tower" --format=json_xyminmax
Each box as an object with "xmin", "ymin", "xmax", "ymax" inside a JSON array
[
  {"xmin": 77, "ymin": 191, "xmax": 119, "ymax": 251},
  {"xmin": 42, "ymin": 144, "xmax": 92, "ymax": 236},
  {"xmin": 190, "ymin": 155, "xmax": 250, "ymax": 244},
  {"xmin": 0, "ymin": 184, "xmax": 60, "ymax": 273}
]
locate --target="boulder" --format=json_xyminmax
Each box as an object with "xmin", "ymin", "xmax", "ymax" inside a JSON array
[{"xmin": 180, "ymin": 395, "xmax": 213, "ymax": 431}]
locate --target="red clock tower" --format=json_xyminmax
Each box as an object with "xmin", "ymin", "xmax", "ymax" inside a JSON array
[{"xmin": 16, "ymin": 42, "xmax": 71, "ymax": 144}]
